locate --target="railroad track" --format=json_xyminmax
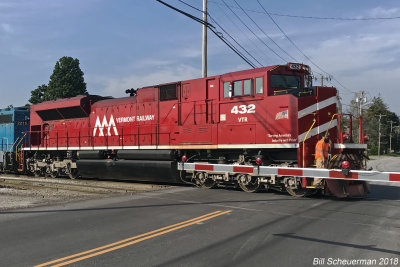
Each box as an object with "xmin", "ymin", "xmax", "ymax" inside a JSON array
[{"xmin": 0, "ymin": 175, "xmax": 170, "ymax": 195}]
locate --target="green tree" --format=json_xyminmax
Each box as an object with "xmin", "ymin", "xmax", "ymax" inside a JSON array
[
  {"xmin": 363, "ymin": 97, "xmax": 400, "ymax": 154},
  {"xmin": 29, "ymin": 56, "xmax": 87, "ymax": 104},
  {"xmin": 29, "ymin": 84, "xmax": 47, "ymax": 104},
  {"xmin": 45, "ymin": 56, "xmax": 87, "ymax": 100}
]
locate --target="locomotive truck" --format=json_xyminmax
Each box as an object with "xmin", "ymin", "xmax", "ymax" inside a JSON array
[{"xmin": 3, "ymin": 63, "xmax": 398, "ymax": 197}]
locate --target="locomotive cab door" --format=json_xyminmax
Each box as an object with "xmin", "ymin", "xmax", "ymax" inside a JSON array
[
  {"xmin": 43, "ymin": 123, "xmax": 50, "ymax": 147},
  {"xmin": 206, "ymin": 78, "xmax": 218, "ymax": 124}
]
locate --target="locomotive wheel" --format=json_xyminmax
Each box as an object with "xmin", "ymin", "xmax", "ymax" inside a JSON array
[
  {"xmin": 34, "ymin": 170, "xmax": 42, "ymax": 177},
  {"xmin": 238, "ymin": 174, "xmax": 261, "ymax": 193},
  {"xmin": 195, "ymin": 172, "xmax": 216, "ymax": 189},
  {"xmin": 285, "ymin": 177, "xmax": 314, "ymax": 197},
  {"xmin": 50, "ymin": 170, "xmax": 60, "ymax": 178},
  {"xmin": 286, "ymin": 187, "xmax": 312, "ymax": 197},
  {"xmin": 68, "ymin": 169, "xmax": 79, "ymax": 179},
  {"xmin": 66, "ymin": 162, "xmax": 79, "ymax": 179}
]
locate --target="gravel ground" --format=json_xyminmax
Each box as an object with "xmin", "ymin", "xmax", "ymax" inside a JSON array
[{"xmin": 0, "ymin": 175, "xmax": 170, "ymax": 211}]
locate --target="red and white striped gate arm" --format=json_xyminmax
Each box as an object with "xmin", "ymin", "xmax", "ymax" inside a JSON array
[{"xmin": 177, "ymin": 163, "xmax": 400, "ymax": 183}]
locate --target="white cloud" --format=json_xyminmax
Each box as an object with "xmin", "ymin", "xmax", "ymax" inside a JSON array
[
  {"xmin": 179, "ymin": 47, "xmax": 202, "ymax": 58},
  {"xmin": 88, "ymin": 64, "xmax": 201, "ymax": 97},
  {"xmin": 305, "ymin": 29, "xmax": 400, "ymax": 114},
  {"xmin": 306, "ymin": 31, "xmax": 400, "ymax": 75},
  {"xmin": 132, "ymin": 59, "xmax": 176, "ymax": 69},
  {"xmin": 0, "ymin": 2, "xmax": 17, "ymax": 8},
  {"xmin": 1, "ymin": 23, "xmax": 13, "ymax": 33},
  {"xmin": 368, "ymin": 7, "xmax": 400, "ymax": 17}
]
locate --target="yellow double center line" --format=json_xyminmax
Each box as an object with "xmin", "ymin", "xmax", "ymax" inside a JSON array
[{"xmin": 36, "ymin": 210, "xmax": 231, "ymax": 267}]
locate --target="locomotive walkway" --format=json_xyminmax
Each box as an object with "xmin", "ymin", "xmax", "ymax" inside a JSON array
[{"xmin": 0, "ymin": 172, "xmax": 399, "ymax": 266}]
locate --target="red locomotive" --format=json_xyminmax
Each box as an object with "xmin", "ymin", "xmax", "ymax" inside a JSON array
[{"xmin": 23, "ymin": 63, "xmax": 369, "ymax": 197}]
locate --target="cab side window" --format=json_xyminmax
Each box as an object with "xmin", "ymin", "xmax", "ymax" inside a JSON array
[
  {"xmin": 233, "ymin": 80, "xmax": 242, "ymax": 96},
  {"xmin": 223, "ymin": 82, "xmax": 230, "ymax": 98},
  {"xmin": 255, "ymin": 77, "xmax": 263, "ymax": 94},
  {"xmin": 243, "ymin": 79, "xmax": 252, "ymax": 96},
  {"xmin": 223, "ymin": 78, "xmax": 260, "ymax": 98}
]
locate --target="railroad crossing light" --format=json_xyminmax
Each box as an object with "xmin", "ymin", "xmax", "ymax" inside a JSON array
[
  {"xmin": 341, "ymin": 161, "xmax": 350, "ymax": 169},
  {"xmin": 181, "ymin": 155, "xmax": 187, "ymax": 163},
  {"xmin": 255, "ymin": 157, "xmax": 262, "ymax": 165},
  {"xmin": 341, "ymin": 161, "xmax": 350, "ymax": 176}
]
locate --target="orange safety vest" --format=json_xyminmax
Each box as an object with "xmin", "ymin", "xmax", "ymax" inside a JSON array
[{"xmin": 315, "ymin": 139, "xmax": 329, "ymax": 160}]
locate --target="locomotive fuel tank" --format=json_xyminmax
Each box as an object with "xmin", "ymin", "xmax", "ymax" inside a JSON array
[
  {"xmin": 77, "ymin": 149, "xmax": 179, "ymax": 182},
  {"xmin": 76, "ymin": 159, "xmax": 180, "ymax": 183}
]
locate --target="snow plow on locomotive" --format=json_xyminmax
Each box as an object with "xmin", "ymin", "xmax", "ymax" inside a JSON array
[{"xmin": 4, "ymin": 63, "xmax": 398, "ymax": 198}]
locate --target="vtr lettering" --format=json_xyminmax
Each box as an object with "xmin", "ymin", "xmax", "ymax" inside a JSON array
[{"xmin": 93, "ymin": 115, "xmax": 119, "ymax": 136}]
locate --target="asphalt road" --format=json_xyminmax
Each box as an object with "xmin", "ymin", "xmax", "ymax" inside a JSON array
[
  {"xmin": 0, "ymin": 175, "xmax": 399, "ymax": 267},
  {"xmin": 368, "ymin": 156, "xmax": 400, "ymax": 173}
]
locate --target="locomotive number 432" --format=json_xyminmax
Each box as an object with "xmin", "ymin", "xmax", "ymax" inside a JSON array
[{"xmin": 230, "ymin": 104, "xmax": 256, "ymax": 114}]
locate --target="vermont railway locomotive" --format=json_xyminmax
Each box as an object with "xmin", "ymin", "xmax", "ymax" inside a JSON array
[{"xmin": 2, "ymin": 63, "xmax": 373, "ymax": 197}]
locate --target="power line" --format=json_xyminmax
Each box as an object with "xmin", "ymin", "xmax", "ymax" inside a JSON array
[
  {"xmin": 255, "ymin": 0, "xmax": 355, "ymax": 94},
  {"xmin": 211, "ymin": 2, "xmax": 274, "ymax": 65},
  {"xmin": 220, "ymin": 0, "xmax": 286, "ymax": 62},
  {"xmin": 177, "ymin": 0, "xmax": 263, "ymax": 66},
  {"xmin": 232, "ymin": 0, "xmax": 297, "ymax": 62},
  {"xmin": 208, "ymin": 26, "xmax": 258, "ymax": 68},
  {"xmin": 256, "ymin": 1, "xmax": 314, "ymax": 65},
  {"xmin": 166, "ymin": 0, "xmax": 357, "ymax": 94},
  {"xmin": 268, "ymin": 13, "xmax": 400, "ymax": 21},
  {"xmin": 209, "ymin": 1, "xmax": 400, "ymax": 21},
  {"xmin": 175, "ymin": 0, "xmax": 354, "ymax": 92},
  {"xmin": 207, "ymin": 13, "xmax": 264, "ymax": 67},
  {"xmin": 155, "ymin": 0, "xmax": 257, "ymax": 68},
  {"xmin": 177, "ymin": 0, "xmax": 202, "ymax": 12}
]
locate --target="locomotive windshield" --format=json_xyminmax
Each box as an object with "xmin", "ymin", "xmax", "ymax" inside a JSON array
[
  {"xmin": 271, "ymin": 75, "xmax": 300, "ymax": 89},
  {"xmin": 270, "ymin": 73, "xmax": 313, "ymax": 97}
]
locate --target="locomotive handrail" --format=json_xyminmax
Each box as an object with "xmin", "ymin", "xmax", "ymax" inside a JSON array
[
  {"xmin": 326, "ymin": 113, "xmax": 339, "ymax": 139},
  {"xmin": 302, "ymin": 116, "xmax": 316, "ymax": 167},
  {"xmin": 15, "ymin": 133, "xmax": 26, "ymax": 160},
  {"xmin": 298, "ymin": 90, "xmax": 313, "ymax": 96},
  {"xmin": 9, "ymin": 136, "xmax": 20, "ymax": 152},
  {"xmin": 335, "ymin": 113, "xmax": 354, "ymax": 143},
  {"xmin": 26, "ymin": 125, "xmax": 173, "ymax": 150},
  {"xmin": 273, "ymin": 89, "xmax": 288, "ymax": 95},
  {"xmin": 179, "ymin": 100, "xmax": 214, "ymax": 126}
]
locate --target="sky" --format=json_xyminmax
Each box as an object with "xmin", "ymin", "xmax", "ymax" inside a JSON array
[{"xmin": 1, "ymin": 0, "xmax": 400, "ymax": 114}]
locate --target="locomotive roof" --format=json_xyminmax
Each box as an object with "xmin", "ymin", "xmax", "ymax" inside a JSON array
[
  {"xmin": 152, "ymin": 65, "xmax": 280, "ymax": 87},
  {"xmin": 91, "ymin": 96, "xmax": 136, "ymax": 108},
  {"xmin": 0, "ymin": 106, "xmax": 29, "ymax": 113}
]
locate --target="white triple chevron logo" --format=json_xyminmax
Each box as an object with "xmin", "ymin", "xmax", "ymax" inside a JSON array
[{"xmin": 93, "ymin": 115, "xmax": 119, "ymax": 136}]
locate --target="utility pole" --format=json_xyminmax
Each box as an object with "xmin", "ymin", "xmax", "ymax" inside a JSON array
[
  {"xmin": 202, "ymin": 0, "xmax": 207, "ymax": 78},
  {"xmin": 389, "ymin": 120, "xmax": 396, "ymax": 153},
  {"xmin": 395, "ymin": 126, "xmax": 400, "ymax": 152},
  {"xmin": 376, "ymin": 114, "xmax": 386, "ymax": 156},
  {"xmin": 355, "ymin": 91, "xmax": 367, "ymax": 143},
  {"xmin": 355, "ymin": 91, "xmax": 367, "ymax": 117}
]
